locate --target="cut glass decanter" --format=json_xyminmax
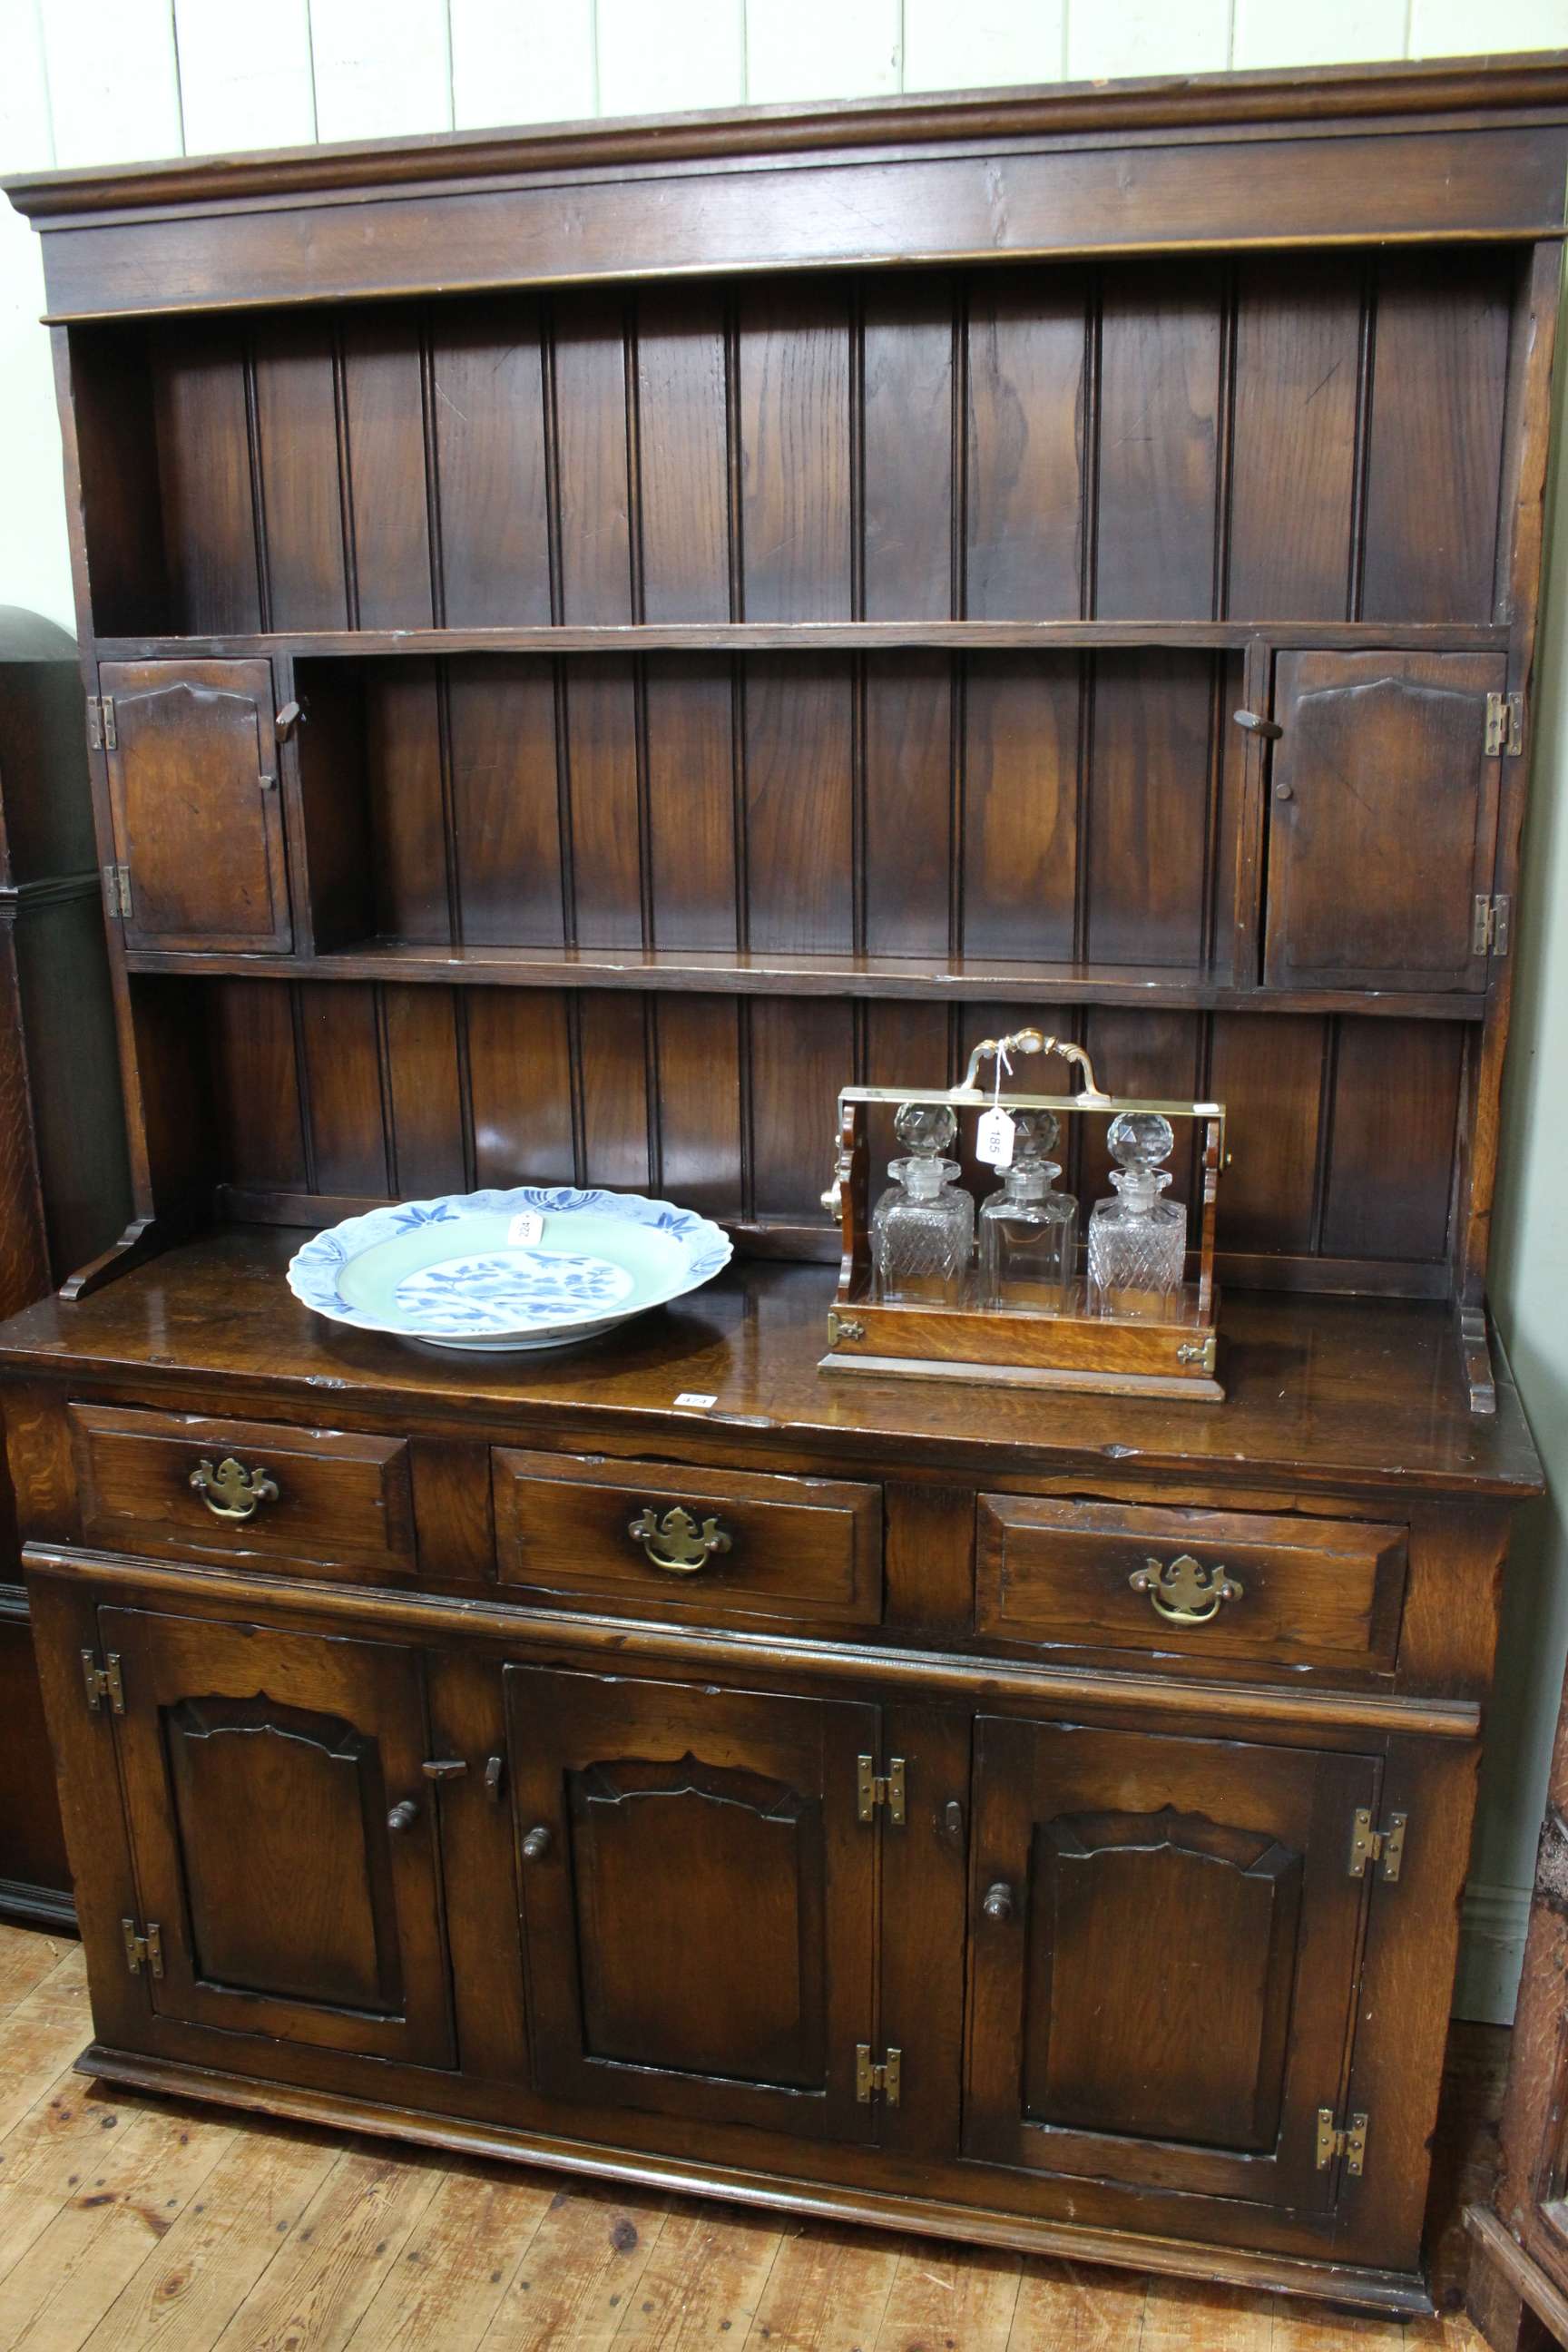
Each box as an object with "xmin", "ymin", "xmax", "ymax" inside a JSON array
[
  {"xmin": 977, "ymin": 1108, "xmax": 1078, "ymax": 1313},
  {"xmin": 871, "ymin": 1102, "xmax": 974, "ymax": 1307},
  {"xmin": 1086, "ymin": 1111, "xmax": 1186, "ymax": 1320}
]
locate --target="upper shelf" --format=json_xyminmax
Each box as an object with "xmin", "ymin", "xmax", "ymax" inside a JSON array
[
  {"xmin": 93, "ymin": 621, "xmax": 1514, "ymax": 663},
  {"xmin": 121, "ymin": 938, "xmax": 1489, "ymax": 1022}
]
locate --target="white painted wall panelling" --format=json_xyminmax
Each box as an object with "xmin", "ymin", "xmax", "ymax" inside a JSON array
[
  {"xmin": 309, "ymin": 0, "xmax": 453, "ymax": 142},
  {"xmin": 903, "ymin": 0, "xmax": 1066, "ymax": 91},
  {"xmin": 38, "ymin": 0, "xmax": 182, "ymax": 165},
  {"xmin": 598, "ymin": 0, "xmax": 744, "ymax": 116},
  {"xmin": 1067, "ymin": 0, "xmax": 1232, "ymax": 79},
  {"xmin": 449, "ymin": 0, "xmax": 596, "ymax": 130},
  {"xmin": 175, "ymin": 0, "xmax": 316, "ymax": 155},
  {"xmin": 744, "ymin": 0, "xmax": 901, "ymax": 102}
]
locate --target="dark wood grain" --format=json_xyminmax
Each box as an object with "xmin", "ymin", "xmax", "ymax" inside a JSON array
[
  {"xmin": 1095, "ymin": 263, "xmax": 1221, "ymax": 622},
  {"xmin": 1228, "ymin": 256, "xmax": 1361, "ymax": 622},
  {"xmin": 636, "ymin": 285, "xmax": 731, "ymax": 624},
  {"xmin": 431, "ymin": 297, "xmax": 551, "ymax": 628},
  {"xmin": 740, "ymin": 284, "xmax": 852, "ymax": 622},
  {"xmin": 341, "ymin": 312, "xmax": 434, "ymax": 630},
  {"xmin": 965, "ymin": 274, "xmax": 1085, "ymax": 621},
  {"xmin": 252, "ymin": 317, "xmax": 348, "ymax": 631},
  {"xmin": 863, "ymin": 278, "xmax": 955, "ymax": 621},
  {"xmin": 1362, "ymin": 253, "xmax": 1512, "ymax": 625},
  {"xmin": 448, "ymin": 656, "xmax": 564, "ymax": 948}
]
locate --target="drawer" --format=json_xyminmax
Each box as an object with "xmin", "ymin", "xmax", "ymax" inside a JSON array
[
  {"xmin": 69, "ymin": 1404, "xmax": 417, "ymax": 1583},
  {"xmin": 976, "ymin": 1495, "xmax": 1406, "ymax": 1674},
  {"xmin": 492, "ymin": 1448, "xmax": 883, "ymax": 1630}
]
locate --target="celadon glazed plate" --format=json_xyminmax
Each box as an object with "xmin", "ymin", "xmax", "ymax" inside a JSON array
[{"xmin": 287, "ymin": 1186, "xmax": 733, "ymax": 1352}]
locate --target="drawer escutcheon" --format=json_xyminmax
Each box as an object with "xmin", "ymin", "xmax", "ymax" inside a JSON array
[
  {"xmin": 627, "ymin": 1504, "xmax": 734, "ymax": 1575},
  {"xmin": 1129, "ymin": 1552, "xmax": 1244, "ymax": 1625}
]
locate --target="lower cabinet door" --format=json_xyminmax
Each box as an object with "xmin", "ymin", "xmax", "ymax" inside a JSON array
[
  {"xmin": 103, "ymin": 1606, "xmax": 455, "ymax": 2067},
  {"xmin": 965, "ymin": 1717, "xmax": 1377, "ymax": 2212},
  {"xmin": 505, "ymin": 1664, "xmax": 879, "ymax": 2141}
]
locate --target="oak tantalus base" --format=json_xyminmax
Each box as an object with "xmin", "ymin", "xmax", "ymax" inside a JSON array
[{"xmin": 0, "ymin": 1232, "xmax": 1542, "ymax": 2319}]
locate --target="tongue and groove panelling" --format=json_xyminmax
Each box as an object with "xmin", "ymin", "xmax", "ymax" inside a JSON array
[
  {"xmin": 85, "ymin": 248, "xmax": 1514, "ymax": 635},
  {"xmin": 198, "ymin": 976, "xmax": 1466, "ymax": 1290}
]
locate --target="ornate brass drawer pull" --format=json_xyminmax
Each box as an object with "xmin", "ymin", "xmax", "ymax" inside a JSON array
[
  {"xmin": 1129, "ymin": 1552, "xmax": 1244, "ymax": 1625},
  {"xmin": 191, "ymin": 1456, "xmax": 280, "ymax": 1523},
  {"xmin": 627, "ymin": 1504, "xmax": 733, "ymax": 1575}
]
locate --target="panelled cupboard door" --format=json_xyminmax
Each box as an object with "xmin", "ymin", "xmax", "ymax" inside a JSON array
[
  {"xmin": 99, "ymin": 659, "xmax": 290, "ymax": 951},
  {"xmin": 965, "ymin": 1718, "xmax": 1376, "ymax": 2213},
  {"xmin": 102, "ymin": 1606, "xmax": 455, "ymax": 2067},
  {"xmin": 1263, "ymin": 651, "xmax": 1506, "ymax": 993},
  {"xmin": 505, "ymin": 1665, "xmax": 879, "ymax": 2142}
]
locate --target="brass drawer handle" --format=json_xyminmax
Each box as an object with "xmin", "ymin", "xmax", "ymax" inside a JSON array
[
  {"xmin": 191, "ymin": 1456, "xmax": 280, "ymax": 1523},
  {"xmin": 627, "ymin": 1504, "xmax": 733, "ymax": 1576},
  {"xmin": 1130, "ymin": 1553, "xmax": 1243, "ymax": 1625}
]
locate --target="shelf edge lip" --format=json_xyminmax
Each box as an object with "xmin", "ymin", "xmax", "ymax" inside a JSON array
[
  {"xmin": 21, "ymin": 1541, "xmax": 1485, "ymax": 1740},
  {"xmin": 7, "ymin": 54, "xmax": 1568, "ymax": 220},
  {"xmin": 117, "ymin": 946, "xmax": 1489, "ymax": 1022},
  {"xmin": 88, "ymin": 620, "xmax": 1514, "ymax": 659}
]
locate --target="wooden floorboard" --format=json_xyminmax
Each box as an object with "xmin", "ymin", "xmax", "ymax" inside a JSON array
[{"xmin": 0, "ymin": 1926, "xmax": 1508, "ymax": 2352}]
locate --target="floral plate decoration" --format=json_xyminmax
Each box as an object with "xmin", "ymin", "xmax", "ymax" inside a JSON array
[{"xmin": 287, "ymin": 1186, "xmax": 733, "ymax": 1352}]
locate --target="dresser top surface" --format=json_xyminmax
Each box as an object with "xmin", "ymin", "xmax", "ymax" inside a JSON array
[{"xmin": 0, "ymin": 1228, "xmax": 1540, "ymax": 1499}]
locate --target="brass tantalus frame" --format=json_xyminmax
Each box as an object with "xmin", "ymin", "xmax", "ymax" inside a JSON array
[{"xmin": 821, "ymin": 1033, "xmax": 1228, "ymax": 1400}]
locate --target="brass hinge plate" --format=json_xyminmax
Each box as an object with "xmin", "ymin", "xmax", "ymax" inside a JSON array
[
  {"xmin": 855, "ymin": 2043, "xmax": 902, "ymax": 2105},
  {"xmin": 102, "ymin": 864, "xmax": 132, "ymax": 919},
  {"xmin": 87, "ymin": 695, "xmax": 117, "ymax": 753},
  {"xmin": 1348, "ymin": 1807, "xmax": 1407, "ymax": 1883},
  {"xmin": 857, "ymin": 1754, "xmax": 906, "ymax": 1825},
  {"xmin": 81, "ymin": 1648, "xmax": 124, "ymax": 1716},
  {"xmin": 1315, "ymin": 2106, "xmax": 1367, "ymax": 2176},
  {"xmin": 1484, "ymin": 692, "xmax": 1524, "ymax": 758},
  {"xmin": 121, "ymin": 1918, "xmax": 163, "ymax": 1979},
  {"xmin": 1473, "ymin": 895, "xmax": 1510, "ymax": 957}
]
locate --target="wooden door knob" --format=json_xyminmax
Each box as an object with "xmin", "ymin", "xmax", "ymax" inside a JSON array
[
  {"xmin": 387, "ymin": 1799, "xmax": 420, "ymax": 1833},
  {"xmin": 982, "ymin": 1880, "xmax": 1014, "ymax": 1922},
  {"xmin": 521, "ymin": 1825, "xmax": 552, "ymax": 1860}
]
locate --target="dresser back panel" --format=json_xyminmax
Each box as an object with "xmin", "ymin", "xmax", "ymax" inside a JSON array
[{"xmin": 74, "ymin": 252, "xmax": 1515, "ymax": 642}]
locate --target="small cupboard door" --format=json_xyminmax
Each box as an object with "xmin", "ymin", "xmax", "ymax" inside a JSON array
[
  {"xmin": 103, "ymin": 1606, "xmax": 454, "ymax": 2067},
  {"xmin": 505, "ymin": 1665, "xmax": 879, "ymax": 2142},
  {"xmin": 965, "ymin": 1717, "xmax": 1376, "ymax": 2212},
  {"xmin": 100, "ymin": 659, "xmax": 290, "ymax": 951},
  {"xmin": 1263, "ymin": 651, "xmax": 1505, "ymax": 993}
]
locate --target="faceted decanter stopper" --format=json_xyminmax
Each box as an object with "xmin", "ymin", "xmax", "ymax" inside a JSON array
[
  {"xmin": 978, "ymin": 1110, "xmax": 1078, "ymax": 1314},
  {"xmin": 1087, "ymin": 1111, "xmax": 1186, "ymax": 1320},
  {"xmin": 871, "ymin": 1101, "xmax": 974, "ymax": 1308}
]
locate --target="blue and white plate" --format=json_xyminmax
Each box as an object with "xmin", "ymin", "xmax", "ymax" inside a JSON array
[{"xmin": 287, "ymin": 1186, "xmax": 733, "ymax": 1352}]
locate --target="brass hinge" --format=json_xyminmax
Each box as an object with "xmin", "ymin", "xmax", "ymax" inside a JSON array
[
  {"xmin": 855, "ymin": 2043, "xmax": 902, "ymax": 2105},
  {"xmin": 857, "ymin": 1754, "xmax": 906, "ymax": 1825},
  {"xmin": 1348, "ymin": 1807, "xmax": 1408, "ymax": 1882},
  {"xmin": 1484, "ymin": 691, "xmax": 1524, "ymax": 758},
  {"xmin": 1472, "ymin": 894, "xmax": 1510, "ymax": 957},
  {"xmin": 827, "ymin": 1311, "xmax": 866, "ymax": 1348},
  {"xmin": 1176, "ymin": 1333, "xmax": 1217, "ymax": 1372},
  {"xmin": 86, "ymin": 694, "xmax": 117, "ymax": 752},
  {"xmin": 102, "ymin": 864, "xmax": 132, "ymax": 919},
  {"xmin": 1315, "ymin": 2106, "xmax": 1367, "ymax": 2176},
  {"xmin": 121, "ymin": 1918, "xmax": 163, "ymax": 1980},
  {"xmin": 81, "ymin": 1648, "xmax": 124, "ymax": 1716}
]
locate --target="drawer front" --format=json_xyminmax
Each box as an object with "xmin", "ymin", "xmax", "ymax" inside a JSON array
[
  {"xmin": 976, "ymin": 1495, "xmax": 1406, "ymax": 1673},
  {"xmin": 493, "ymin": 1448, "xmax": 882, "ymax": 1630},
  {"xmin": 69, "ymin": 1404, "xmax": 416, "ymax": 1582}
]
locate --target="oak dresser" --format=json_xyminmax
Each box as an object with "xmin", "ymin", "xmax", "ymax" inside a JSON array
[{"xmin": 1, "ymin": 53, "xmax": 1563, "ymax": 2315}]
